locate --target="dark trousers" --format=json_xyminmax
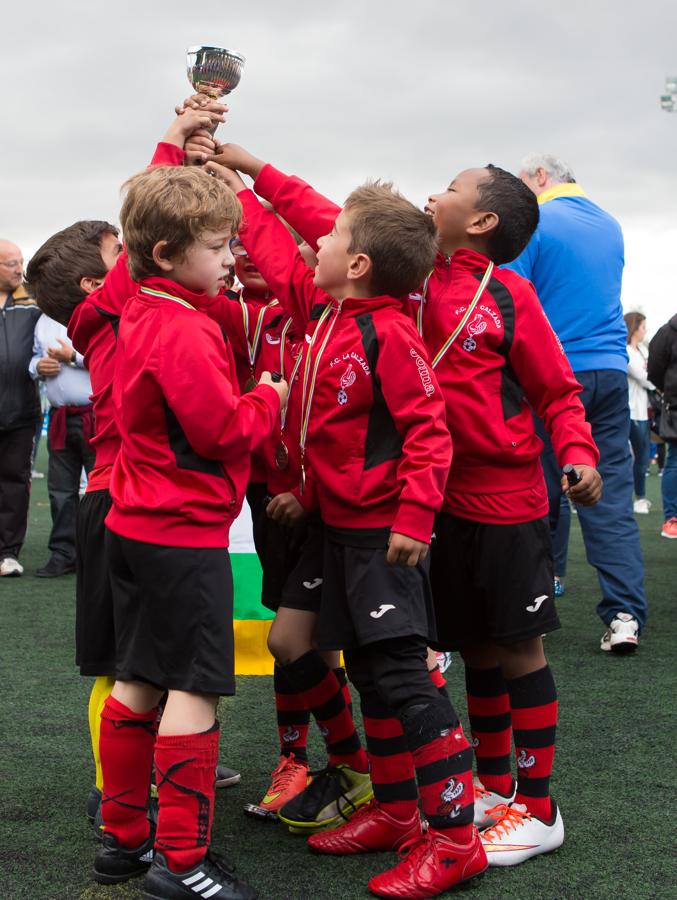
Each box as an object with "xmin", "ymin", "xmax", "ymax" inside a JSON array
[
  {"xmin": 629, "ymin": 419, "xmax": 651, "ymax": 498},
  {"xmin": 536, "ymin": 369, "xmax": 648, "ymax": 630},
  {"xmin": 0, "ymin": 425, "xmax": 35, "ymax": 560},
  {"xmin": 47, "ymin": 412, "xmax": 95, "ymax": 564}
]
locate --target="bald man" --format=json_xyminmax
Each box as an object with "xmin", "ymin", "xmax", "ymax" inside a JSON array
[{"xmin": 0, "ymin": 240, "xmax": 42, "ymax": 576}]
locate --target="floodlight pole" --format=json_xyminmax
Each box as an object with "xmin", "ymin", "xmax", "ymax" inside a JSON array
[{"xmin": 660, "ymin": 76, "xmax": 677, "ymax": 112}]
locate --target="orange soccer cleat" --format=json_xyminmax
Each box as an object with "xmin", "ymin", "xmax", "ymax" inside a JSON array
[{"xmin": 243, "ymin": 753, "xmax": 310, "ymax": 821}]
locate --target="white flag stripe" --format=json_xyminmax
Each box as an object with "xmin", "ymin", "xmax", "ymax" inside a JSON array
[
  {"xmin": 202, "ymin": 885, "xmax": 223, "ymax": 898},
  {"xmin": 182, "ymin": 872, "xmax": 206, "ymax": 885},
  {"xmin": 194, "ymin": 878, "xmax": 213, "ymax": 891},
  {"xmin": 229, "ymin": 501, "xmax": 256, "ymax": 554}
]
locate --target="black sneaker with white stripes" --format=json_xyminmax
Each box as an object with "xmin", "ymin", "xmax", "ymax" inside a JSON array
[
  {"xmin": 93, "ymin": 830, "xmax": 155, "ymax": 884},
  {"xmin": 143, "ymin": 851, "xmax": 258, "ymax": 900}
]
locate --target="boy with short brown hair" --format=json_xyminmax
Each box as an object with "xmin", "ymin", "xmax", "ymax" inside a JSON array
[
  {"xmin": 206, "ymin": 156, "xmax": 488, "ymax": 899},
  {"xmin": 95, "ymin": 163, "xmax": 286, "ymax": 900}
]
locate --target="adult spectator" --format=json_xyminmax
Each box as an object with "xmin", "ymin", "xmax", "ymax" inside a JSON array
[
  {"xmin": 29, "ymin": 315, "xmax": 94, "ymax": 576},
  {"xmin": 648, "ymin": 313, "xmax": 677, "ymax": 539},
  {"xmin": 0, "ymin": 240, "xmax": 42, "ymax": 577},
  {"xmin": 508, "ymin": 155, "xmax": 647, "ymax": 653},
  {"xmin": 624, "ymin": 312, "xmax": 654, "ymax": 514}
]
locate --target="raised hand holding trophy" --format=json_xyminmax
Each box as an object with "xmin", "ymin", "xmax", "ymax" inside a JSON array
[{"xmin": 186, "ymin": 45, "xmax": 246, "ymax": 135}]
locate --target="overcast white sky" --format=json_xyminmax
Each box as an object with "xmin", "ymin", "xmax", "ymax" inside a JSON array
[{"xmin": 2, "ymin": 0, "xmax": 676, "ymax": 334}]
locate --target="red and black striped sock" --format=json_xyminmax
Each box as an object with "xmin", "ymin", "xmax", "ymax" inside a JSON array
[
  {"xmin": 506, "ymin": 666, "xmax": 558, "ymax": 821},
  {"xmin": 154, "ymin": 723, "xmax": 220, "ymax": 873},
  {"xmin": 402, "ymin": 698, "xmax": 474, "ymax": 843},
  {"xmin": 360, "ymin": 689, "xmax": 419, "ymax": 822},
  {"xmin": 465, "ymin": 665, "xmax": 513, "ymax": 796},
  {"xmin": 334, "ymin": 666, "xmax": 354, "ymax": 716},
  {"xmin": 274, "ymin": 663, "xmax": 310, "ymax": 763},
  {"xmin": 282, "ymin": 651, "xmax": 368, "ymax": 773},
  {"xmin": 99, "ymin": 695, "xmax": 157, "ymax": 848}
]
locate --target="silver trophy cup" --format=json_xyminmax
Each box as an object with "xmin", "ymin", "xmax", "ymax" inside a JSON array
[{"xmin": 186, "ymin": 45, "xmax": 245, "ymax": 134}]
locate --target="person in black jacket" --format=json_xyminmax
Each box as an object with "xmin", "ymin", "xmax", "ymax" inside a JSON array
[
  {"xmin": 0, "ymin": 239, "xmax": 42, "ymax": 576},
  {"xmin": 648, "ymin": 313, "xmax": 677, "ymax": 539}
]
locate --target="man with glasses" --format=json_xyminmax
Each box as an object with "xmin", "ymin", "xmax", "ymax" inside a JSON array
[{"xmin": 0, "ymin": 240, "xmax": 42, "ymax": 576}]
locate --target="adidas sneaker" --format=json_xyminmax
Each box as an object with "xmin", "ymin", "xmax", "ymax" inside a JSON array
[
  {"xmin": 93, "ymin": 830, "xmax": 154, "ymax": 884},
  {"xmin": 143, "ymin": 850, "xmax": 257, "ymax": 900}
]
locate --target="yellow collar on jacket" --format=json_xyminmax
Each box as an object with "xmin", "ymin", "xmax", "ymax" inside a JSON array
[{"xmin": 537, "ymin": 183, "xmax": 587, "ymax": 205}]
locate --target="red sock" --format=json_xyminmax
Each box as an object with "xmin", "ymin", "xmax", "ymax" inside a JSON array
[
  {"xmin": 99, "ymin": 695, "xmax": 157, "ymax": 848},
  {"xmin": 154, "ymin": 724, "xmax": 220, "ymax": 873},
  {"xmin": 402, "ymin": 700, "xmax": 474, "ymax": 843},
  {"xmin": 506, "ymin": 666, "xmax": 558, "ymax": 821},
  {"xmin": 282, "ymin": 651, "xmax": 368, "ymax": 773},
  {"xmin": 428, "ymin": 664, "xmax": 446, "ymax": 690},
  {"xmin": 360, "ymin": 690, "xmax": 419, "ymax": 822},
  {"xmin": 274, "ymin": 663, "xmax": 310, "ymax": 762},
  {"xmin": 465, "ymin": 666, "xmax": 513, "ymax": 796}
]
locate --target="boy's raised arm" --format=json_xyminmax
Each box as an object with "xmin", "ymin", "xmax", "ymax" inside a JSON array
[
  {"xmin": 206, "ymin": 161, "xmax": 329, "ymax": 326},
  {"xmin": 213, "ymin": 143, "xmax": 340, "ymax": 251}
]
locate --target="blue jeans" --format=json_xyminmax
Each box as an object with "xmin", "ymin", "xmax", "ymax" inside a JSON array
[
  {"xmin": 629, "ymin": 419, "xmax": 651, "ymax": 498},
  {"xmin": 662, "ymin": 441, "xmax": 677, "ymax": 520},
  {"xmin": 536, "ymin": 370, "xmax": 648, "ymax": 631}
]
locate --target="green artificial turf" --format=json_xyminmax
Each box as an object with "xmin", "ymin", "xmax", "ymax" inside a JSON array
[{"xmin": 1, "ymin": 449, "xmax": 675, "ymax": 899}]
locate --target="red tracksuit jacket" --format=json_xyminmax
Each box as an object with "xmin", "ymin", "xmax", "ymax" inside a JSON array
[
  {"xmin": 237, "ymin": 189, "xmax": 452, "ymax": 544},
  {"xmin": 105, "ymin": 276, "xmax": 280, "ymax": 548},
  {"xmin": 252, "ymin": 165, "xmax": 599, "ymax": 525}
]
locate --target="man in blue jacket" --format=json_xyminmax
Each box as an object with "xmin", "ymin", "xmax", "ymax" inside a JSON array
[
  {"xmin": 508, "ymin": 155, "xmax": 647, "ymax": 653},
  {"xmin": 0, "ymin": 239, "xmax": 42, "ymax": 577}
]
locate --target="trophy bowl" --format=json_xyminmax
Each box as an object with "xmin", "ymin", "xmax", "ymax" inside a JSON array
[{"xmin": 186, "ymin": 45, "xmax": 246, "ymax": 99}]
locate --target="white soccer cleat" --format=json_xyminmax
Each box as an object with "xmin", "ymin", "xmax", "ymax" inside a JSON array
[
  {"xmin": 473, "ymin": 778, "xmax": 516, "ymax": 829},
  {"xmin": 600, "ymin": 613, "xmax": 639, "ymax": 653},
  {"xmin": 481, "ymin": 801, "xmax": 564, "ymax": 866},
  {"xmin": 633, "ymin": 498, "xmax": 652, "ymax": 514},
  {"xmin": 0, "ymin": 557, "xmax": 24, "ymax": 577}
]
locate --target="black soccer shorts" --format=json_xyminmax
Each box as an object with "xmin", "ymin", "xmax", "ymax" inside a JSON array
[{"xmin": 430, "ymin": 513, "xmax": 560, "ymax": 650}]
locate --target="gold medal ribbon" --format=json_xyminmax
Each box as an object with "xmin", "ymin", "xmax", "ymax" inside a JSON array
[
  {"xmin": 426, "ymin": 262, "xmax": 494, "ymax": 369},
  {"xmin": 278, "ymin": 317, "xmax": 304, "ymax": 434},
  {"xmin": 140, "ymin": 286, "xmax": 196, "ymax": 311},
  {"xmin": 299, "ymin": 303, "xmax": 340, "ymax": 455},
  {"xmin": 240, "ymin": 298, "xmax": 277, "ymax": 371}
]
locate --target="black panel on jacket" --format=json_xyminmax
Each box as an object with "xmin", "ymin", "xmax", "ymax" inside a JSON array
[
  {"xmin": 355, "ymin": 313, "xmax": 403, "ymax": 470},
  {"xmin": 163, "ymin": 402, "xmax": 224, "ymax": 477}
]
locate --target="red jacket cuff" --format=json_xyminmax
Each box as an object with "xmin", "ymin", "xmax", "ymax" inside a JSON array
[
  {"xmin": 149, "ymin": 142, "xmax": 185, "ymax": 168},
  {"xmin": 391, "ymin": 502, "xmax": 435, "ymax": 545},
  {"xmin": 561, "ymin": 449, "xmax": 599, "ymax": 470}
]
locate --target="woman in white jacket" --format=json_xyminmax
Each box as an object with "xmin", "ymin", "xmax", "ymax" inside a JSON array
[{"xmin": 624, "ymin": 312, "xmax": 655, "ymax": 513}]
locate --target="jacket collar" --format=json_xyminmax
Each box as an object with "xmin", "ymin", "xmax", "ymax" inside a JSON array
[
  {"xmin": 434, "ymin": 247, "xmax": 492, "ymax": 274},
  {"xmin": 337, "ymin": 293, "xmax": 404, "ymax": 316},
  {"xmin": 139, "ymin": 276, "xmax": 213, "ymax": 312},
  {"xmin": 537, "ymin": 183, "xmax": 587, "ymax": 205}
]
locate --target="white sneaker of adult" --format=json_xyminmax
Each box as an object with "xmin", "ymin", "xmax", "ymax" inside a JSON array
[
  {"xmin": 0, "ymin": 557, "xmax": 24, "ymax": 577},
  {"xmin": 473, "ymin": 778, "xmax": 516, "ymax": 829},
  {"xmin": 633, "ymin": 498, "xmax": 652, "ymax": 514},
  {"xmin": 481, "ymin": 801, "xmax": 564, "ymax": 866},
  {"xmin": 600, "ymin": 613, "xmax": 639, "ymax": 653}
]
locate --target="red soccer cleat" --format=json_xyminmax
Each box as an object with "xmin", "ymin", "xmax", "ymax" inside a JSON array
[
  {"xmin": 368, "ymin": 825, "xmax": 487, "ymax": 898},
  {"xmin": 308, "ymin": 799, "xmax": 421, "ymax": 854}
]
